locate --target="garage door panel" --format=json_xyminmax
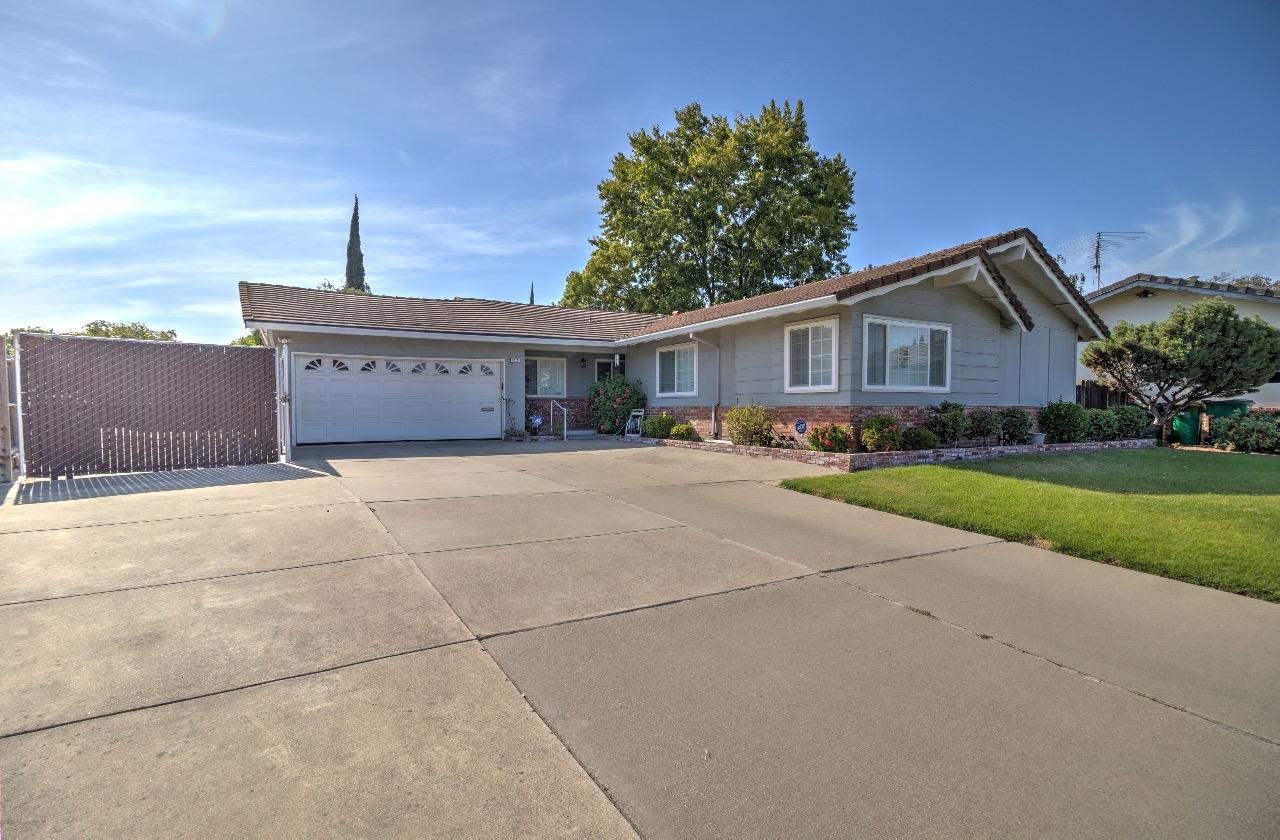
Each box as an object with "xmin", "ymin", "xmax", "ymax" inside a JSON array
[{"xmin": 295, "ymin": 357, "xmax": 502, "ymax": 444}]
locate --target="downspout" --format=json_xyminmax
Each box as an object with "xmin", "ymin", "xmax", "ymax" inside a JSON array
[{"xmin": 687, "ymin": 332, "xmax": 720, "ymax": 438}]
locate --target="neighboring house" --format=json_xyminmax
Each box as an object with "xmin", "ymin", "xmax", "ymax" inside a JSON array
[
  {"xmin": 1078, "ymin": 274, "xmax": 1280, "ymax": 408},
  {"xmin": 239, "ymin": 227, "xmax": 1107, "ymax": 444}
]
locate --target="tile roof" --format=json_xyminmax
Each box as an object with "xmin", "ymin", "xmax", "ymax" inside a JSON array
[
  {"xmin": 1088, "ymin": 273, "xmax": 1279, "ymax": 303},
  {"xmin": 239, "ymin": 283, "xmax": 664, "ymax": 342},
  {"xmin": 625, "ymin": 227, "xmax": 1107, "ymax": 338},
  {"xmin": 240, "ymin": 228, "xmax": 1109, "ymax": 344}
]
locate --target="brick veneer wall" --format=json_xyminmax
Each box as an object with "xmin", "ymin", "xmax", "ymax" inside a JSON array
[
  {"xmin": 526, "ymin": 398, "xmax": 592, "ymax": 430},
  {"xmin": 631, "ymin": 436, "xmax": 1154, "ymax": 472},
  {"xmin": 645, "ymin": 404, "xmax": 1043, "ymax": 449},
  {"xmin": 642, "ymin": 406, "xmax": 715, "ymax": 438}
]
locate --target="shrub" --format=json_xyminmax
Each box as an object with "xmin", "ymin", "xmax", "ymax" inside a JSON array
[
  {"xmin": 807, "ymin": 423, "xmax": 852, "ymax": 452},
  {"xmin": 588, "ymin": 375, "xmax": 646, "ymax": 434},
  {"xmin": 1111, "ymin": 405, "xmax": 1152, "ymax": 439},
  {"xmin": 902, "ymin": 426, "xmax": 941, "ymax": 450},
  {"xmin": 1086, "ymin": 408, "xmax": 1119, "ymax": 441},
  {"xmin": 1039, "ymin": 400, "xmax": 1089, "ymax": 443},
  {"xmin": 965, "ymin": 409, "xmax": 1001, "ymax": 446},
  {"xmin": 668, "ymin": 422, "xmax": 700, "ymax": 441},
  {"xmin": 925, "ymin": 401, "xmax": 966, "ymax": 447},
  {"xmin": 1210, "ymin": 412, "xmax": 1280, "ymax": 453},
  {"xmin": 860, "ymin": 415, "xmax": 904, "ymax": 452},
  {"xmin": 997, "ymin": 408, "xmax": 1033, "ymax": 445},
  {"xmin": 724, "ymin": 404, "xmax": 774, "ymax": 447},
  {"xmin": 640, "ymin": 412, "xmax": 676, "ymax": 438}
]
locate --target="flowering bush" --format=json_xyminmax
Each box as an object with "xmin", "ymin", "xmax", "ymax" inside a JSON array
[
  {"xmin": 807, "ymin": 423, "xmax": 851, "ymax": 452},
  {"xmin": 860, "ymin": 415, "xmax": 904, "ymax": 452},
  {"xmin": 588, "ymin": 375, "xmax": 647, "ymax": 434}
]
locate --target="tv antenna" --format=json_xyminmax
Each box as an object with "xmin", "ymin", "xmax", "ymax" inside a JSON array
[{"xmin": 1055, "ymin": 231, "xmax": 1145, "ymax": 291}]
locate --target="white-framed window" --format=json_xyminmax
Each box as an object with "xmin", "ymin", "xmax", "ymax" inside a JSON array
[
  {"xmin": 656, "ymin": 342, "xmax": 697, "ymax": 396},
  {"xmin": 784, "ymin": 316, "xmax": 839, "ymax": 393},
  {"xmin": 525, "ymin": 356, "xmax": 566, "ymax": 397},
  {"xmin": 862, "ymin": 315, "xmax": 951, "ymax": 392}
]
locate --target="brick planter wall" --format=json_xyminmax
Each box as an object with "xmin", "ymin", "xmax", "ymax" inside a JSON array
[
  {"xmin": 626, "ymin": 435, "xmax": 1154, "ymax": 472},
  {"xmin": 644, "ymin": 404, "xmax": 1043, "ymax": 449},
  {"xmin": 526, "ymin": 398, "xmax": 592, "ymax": 430}
]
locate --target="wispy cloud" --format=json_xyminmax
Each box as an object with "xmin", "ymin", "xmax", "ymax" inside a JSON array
[{"xmin": 1058, "ymin": 199, "xmax": 1280, "ymax": 285}]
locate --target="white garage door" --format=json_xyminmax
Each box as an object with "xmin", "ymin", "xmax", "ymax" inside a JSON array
[{"xmin": 294, "ymin": 356, "xmax": 503, "ymax": 443}]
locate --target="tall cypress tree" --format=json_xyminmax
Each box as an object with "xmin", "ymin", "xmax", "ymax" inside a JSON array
[{"xmin": 344, "ymin": 194, "xmax": 367, "ymax": 292}]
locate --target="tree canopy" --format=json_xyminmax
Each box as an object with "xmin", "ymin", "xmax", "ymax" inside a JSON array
[
  {"xmin": 230, "ymin": 329, "xmax": 265, "ymax": 346},
  {"xmin": 1207, "ymin": 271, "xmax": 1277, "ymax": 289},
  {"xmin": 4, "ymin": 322, "xmax": 176, "ymax": 353},
  {"xmin": 1081, "ymin": 298, "xmax": 1280, "ymax": 437},
  {"xmin": 561, "ymin": 100, "xmax": 855, "ymax": 313}
]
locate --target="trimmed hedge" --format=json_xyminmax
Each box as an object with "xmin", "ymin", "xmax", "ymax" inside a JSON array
[
  {"xmin": 1040, "ymin": 400, "xmax": 1089, "ymax": 444},
  {"xmin": 669, "ymin": 422, "xmax": 700, "ymax": 441},
  {"xmin": 724, "ymin": 404, "xmax": 774, "ymax": 447},
  {"xmin": 902, "ymin": 426, "xmax": 941, "ymax": 450},
  {"xmin": 640, "ymin": 412, "xmax": 677, "ymax": 439},
  {"xmin": 998, "ymin": 408, "xmax": 1033, "ymax": 445},
  {"xmin": 860, "ymin": 415, "xmax": 904, "ymax": 452}
]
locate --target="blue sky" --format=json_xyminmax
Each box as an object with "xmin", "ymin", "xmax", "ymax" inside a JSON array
[{"xmin": 2, "ymin": 0, "xmax": 1277, "ymax": 343}]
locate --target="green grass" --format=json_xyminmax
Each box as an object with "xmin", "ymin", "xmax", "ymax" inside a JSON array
[{"xmin": 780, "ymin": 449, "xmax": 1280, "ymax": 602}]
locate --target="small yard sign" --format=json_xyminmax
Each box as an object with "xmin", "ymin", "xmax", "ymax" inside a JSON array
[{"xmin": 795, "ymin": 419, "xmax": 807, "ymax": 434}]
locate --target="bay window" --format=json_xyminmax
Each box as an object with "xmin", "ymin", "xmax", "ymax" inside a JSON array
[
  {"xmin": 785, "ymin": 316, "xmax": 838, "ymax": 392},
  {"xmin": 656, "ymin": 343, "xmax": 697, "ymax": 396},
  {"xmin": 863, "ymin": 316, "xmax": 950, "ymax": 391}
]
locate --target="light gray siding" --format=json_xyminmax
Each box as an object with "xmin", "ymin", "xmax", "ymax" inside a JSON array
[{"xmin": 625, "ymin": 276, "xmax": 1083, "ymax": 410}]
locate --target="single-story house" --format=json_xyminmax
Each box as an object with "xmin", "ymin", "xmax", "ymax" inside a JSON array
[
  {"xmin": 239, "ymin": 227, "xmax": 1108, "ymax": 444},
  {"xmin": 1077, "ymin": 273, "xmax": 1280, "ymax": 408}
]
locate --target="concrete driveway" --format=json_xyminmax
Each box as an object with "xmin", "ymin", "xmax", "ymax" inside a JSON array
[{"xmin": 1, "ymin": 441, "xmax": 1277, "ymax": 838}]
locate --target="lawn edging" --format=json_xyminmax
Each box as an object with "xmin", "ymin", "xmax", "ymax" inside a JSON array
[{"xmin": 622, "ymin": 436, "xmax": 1155, "ymax": 471}]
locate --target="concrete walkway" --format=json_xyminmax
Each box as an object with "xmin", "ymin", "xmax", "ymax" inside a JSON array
[{"xmin": 1, "ymin": 441, "xmax": 1276, "ymax": 837}]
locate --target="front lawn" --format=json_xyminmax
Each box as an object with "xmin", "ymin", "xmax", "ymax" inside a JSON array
[{"xmin": 780, "ymin": 449, "xmax": 1280, "ymax": 602}]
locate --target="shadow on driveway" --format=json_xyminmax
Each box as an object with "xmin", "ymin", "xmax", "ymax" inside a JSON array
[{"xmin": 8, "ymin": 463, "xmax": 322, "ymax": 505}]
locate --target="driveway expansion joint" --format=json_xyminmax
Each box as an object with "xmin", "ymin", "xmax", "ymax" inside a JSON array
[
  {"xmin": 0, "ymin": 499, "xmax": 367, "ymax": 536},
  {"xmin": 0, "ymin": 551, "xmax": 408, "ymax": 608},
  {"xmin": 0, "ymin": 636, "xmax": 478, "ymax": 741},
  {"xmin": 820, "ymin": 572, "xmax": 1280, "ymax": 750}
]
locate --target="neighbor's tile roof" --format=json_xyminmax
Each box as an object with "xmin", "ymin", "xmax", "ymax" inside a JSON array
[
  {"xmin": 239, "ymin": 283, "xmax": 664, "ymax": 342},
  {"xmin": 1088, "ymin": 273, "xmax": 1279, "ymax": 303},
  {"xmin": 624, "ymin": 227, "xmax": 1108, "ymax": 339}
]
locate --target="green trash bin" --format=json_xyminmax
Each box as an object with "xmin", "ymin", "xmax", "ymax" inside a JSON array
[
  {"xmin": 1203, "ymin": 399, "xmax": 1254, "ymax": 420},
  {"xmin": 1171, "ymin": 407, "xmax": 1203, "ymax": 445}
]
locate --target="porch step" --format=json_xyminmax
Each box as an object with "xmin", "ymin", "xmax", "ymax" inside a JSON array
[{"xmin": 566, "ymin": 428, "xmax": 598, "ymax": 439}]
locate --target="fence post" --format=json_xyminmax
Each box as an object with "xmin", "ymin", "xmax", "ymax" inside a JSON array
[
  {"xmin": 1, "ymin": 344, "xmax": 13, "ymax": 483},
  {"xmin": 277, "ymin": 340, "xmax": 292, "ymax": 462}
]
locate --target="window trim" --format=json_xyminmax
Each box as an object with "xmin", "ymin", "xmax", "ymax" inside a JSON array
[
  {"xmin": 655, "ymin": 342, "xmax": 698, "ymax": 397},
  {"xmin": 525, "ymin": 356, "xmax": 567, "ymax": 398},
  {"xmin": 861, "ymin": 314, "xmax": 952, "ymax": 393},
  {"xmin": 783, "ymin": 315, "xmax": 840, "ymax": 394}
]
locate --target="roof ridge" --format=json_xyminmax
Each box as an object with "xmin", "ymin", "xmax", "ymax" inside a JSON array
[{"xmin": 238, "ymin": 280, "xmax": 664, "ymax": 320}]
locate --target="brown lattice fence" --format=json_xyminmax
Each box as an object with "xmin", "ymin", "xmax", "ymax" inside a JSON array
[{"xmin": 17, "ymin": 334, "xmax": 279, "ymax": 478}]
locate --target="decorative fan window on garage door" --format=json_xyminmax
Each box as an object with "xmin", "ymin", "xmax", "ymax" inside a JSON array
[
  {"xmin": 359, "ymin": 361, "xmax": 376, "ymax": 372},
  {"xmin": 458, "ymin": 364, "xmax": 472, "ymax": 375},
  {"xmin": 385, "ymin": 361, "xmax": 401, "ymax": 373},
  {"xmin": 479, "ymin": 364, "xmax": 495, "ymax": 376},
  {"xmin": 434, "ymin": 362, "xmax": 450, "ymax": 375},
  {"xmin": 303, "ymin": 358, "xmax": 322, "ymax": 370},
  {"xmin": 331, "ymin": 359, "xmax": 348, "ymax": 371}
]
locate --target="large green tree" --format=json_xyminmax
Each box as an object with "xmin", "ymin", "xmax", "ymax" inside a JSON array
[
  {"xmin": 1081, "ymin": 298, "xmax": 1280, "ymax": 439},
  {"xmin": 561, "ymin": 100, "xmax": 855, "ymax": 313},
  {"xmin": 5, "ymin": 322, "xmax": 175, "ymax": 353},
  {"xmin": 345, "ymin": 194, "xmax": 368, "ymax": 293}
]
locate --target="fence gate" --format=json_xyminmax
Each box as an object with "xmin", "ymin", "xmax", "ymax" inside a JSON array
[{"xmin": 17, "ymin": 333, "xmax": 279, "ymax": 479}]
